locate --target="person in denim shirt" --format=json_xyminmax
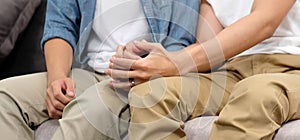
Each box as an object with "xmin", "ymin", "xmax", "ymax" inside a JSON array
[
  {"xmin": 42, "ymin": 0, "xmax": 199, "ymax": 69},
  {"xmin": 0, "ymin": 0, "xmax": 200, "ymax": 140}
]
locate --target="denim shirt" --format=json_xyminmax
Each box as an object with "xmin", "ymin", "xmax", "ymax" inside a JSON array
[{"xmin": 42, "ymin": 0, "xmax": 200, "ymax": 68}]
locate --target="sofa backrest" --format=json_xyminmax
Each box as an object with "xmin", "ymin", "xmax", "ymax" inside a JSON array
[{"xmin": 0, "ymin": 0, "xmax": 47, "ymax": 79}]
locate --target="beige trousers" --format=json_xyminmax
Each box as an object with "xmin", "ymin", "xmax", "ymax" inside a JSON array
[
  {"xmin": 0, "ymin": 68, "xmax": 126, "ymax": 140},
  {"xmin": 1, "ymin": 54, "xmax": 300, "ymax": 140},
  {"xmin": 127, "ymin": 54, "xmax": 300, "ymax": 140}
]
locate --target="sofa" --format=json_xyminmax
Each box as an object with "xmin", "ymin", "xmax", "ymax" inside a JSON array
[
  {"xmin": 1, "ymin": 0, "xmax": 300, "ymax": 139},
  {"xmin": 0, "ymin": 0, "xmax": 46, "ymax": 79},
  {"xmin": 35, "ymin": 116, "xmax": 300, "ymax": 140}
]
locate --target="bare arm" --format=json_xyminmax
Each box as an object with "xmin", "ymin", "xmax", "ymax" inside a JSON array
[
  {"xmin": 44, "ymin": 38, "xmax": 73, "ymax": 84},
  {"xmin": 44, "ymin": 38, "xmax": 75, "ymax": 119},
  {"xmin": 184, "ymin": 0, "xmax": 296, "ymax": 72},
  {"xmin": 107, "ymin": 0, "xmax": 296, "ymax": 87},
  {"xmin": 196, "ymin": 0, "xmax": 223, "ymax": 43}
]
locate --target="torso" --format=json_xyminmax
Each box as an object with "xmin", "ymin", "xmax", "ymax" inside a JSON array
[
  {"xmin": 207, "ymin": 0, "xmax": 300, "ymax": 58},
  {"xmin": 86, "ymin": 0, "xmax": 151, "ymax": 72}
]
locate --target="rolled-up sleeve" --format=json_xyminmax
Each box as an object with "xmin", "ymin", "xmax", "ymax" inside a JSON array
[{"xmin": 41, "ymin": 0, "xmax": 80, "ymax": 53}]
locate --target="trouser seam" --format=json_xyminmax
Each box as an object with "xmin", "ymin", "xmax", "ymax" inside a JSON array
[{"xmin": 270, "ymin": 89, "xmax": 288, "ymax": 129}]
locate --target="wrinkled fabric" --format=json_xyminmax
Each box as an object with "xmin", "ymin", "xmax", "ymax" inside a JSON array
[{"xmin": 41, "ymin": 0, "xmax": 200, "ymax": 69}]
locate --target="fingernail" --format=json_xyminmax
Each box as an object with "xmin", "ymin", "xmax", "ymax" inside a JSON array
[
  {"xmin": 66, "ymin": 91, "xmax": 75, "ymax": 98},
  {"xmin": 110, "ymin": 57, "xmax": 114, "ymax": 62},
  {"xmin": 109, "ymin": 81, "xmax": 113, "ymax": 86},
  {"xmin": 104, "ymin": 69, "xmax": 109, "ymax": 74}
]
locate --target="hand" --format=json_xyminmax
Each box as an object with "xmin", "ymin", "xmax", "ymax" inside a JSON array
[
  {"xmin": 106, "ymin": 41, "xmax": 182, "ymax": 89},
  {"xmin": 114, "ymin": 41, "xmax": 147, "ymax": 61},
  {"xmin": 107, "ymin": 41, "xmax": 148, "ymax": 90},
  {"xmin": 46, "ymin": 78, "xmax": 75, "ymax": 119}
]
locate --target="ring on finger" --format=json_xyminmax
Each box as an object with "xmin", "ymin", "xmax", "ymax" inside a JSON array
[{"xmin": 130, "ymin": 78, "xmax": 135, "ymax": 87}]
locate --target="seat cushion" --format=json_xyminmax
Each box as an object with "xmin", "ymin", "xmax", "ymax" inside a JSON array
[
  {"xmin": 185, "ymin": 116, "xmax": 300, "ymax": 140},
  {"xmin": 273, "ymin": 119, "xmax": 300, "ymax": 140},
  {"xmin": 185, "ymin": 116, "xmax": 218, "ymax": 140},
  {"xmin": 35, "ymin": 119, "xmax": 59, "ymax": 140},
  {"xmin": 35, "ymin": 117, "xmax": 300, "ymax": 140}
]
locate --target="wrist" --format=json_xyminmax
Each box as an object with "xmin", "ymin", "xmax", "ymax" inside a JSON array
[
  {"xmin": 173, "ymin": 43, "xmax": 213, "ymax": 74},
  {"xmin": 172, "ymin": 49, "xmax": 196, "ymax": 75},
  {"xmin": 47, "ymin": 71, "xmax": 70, "ymax": 86}
]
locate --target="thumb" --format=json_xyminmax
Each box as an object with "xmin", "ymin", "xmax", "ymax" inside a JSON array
[
  {"xmin": 64, "ymin": 79, "xmax": 75, "ymax": 98},
  {"xmin": 133, "ymin": 40, "xmax": 155, "ymax": 53},
  {"xmin": 134, "ymin": 40, "xmax": 166, "ymax": 55}
]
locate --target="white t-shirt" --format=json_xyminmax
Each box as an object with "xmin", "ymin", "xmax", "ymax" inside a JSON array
[
  {"xmin": 86, "ymin": 0, "xmax": 151, "ymax": 73},
  {"xmin": 207, "ymin": 0, "xmax": 300, "ymax": 58}
]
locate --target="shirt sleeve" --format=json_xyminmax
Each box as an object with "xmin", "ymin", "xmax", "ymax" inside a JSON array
[{"xmin": 40, "ymin": 0, "xmax": 81, "ymax": 53}]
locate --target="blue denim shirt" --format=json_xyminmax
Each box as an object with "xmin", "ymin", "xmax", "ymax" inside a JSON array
[{"xmin": 42, "ymin": 0, "xmax": 200, "ymax": 68}]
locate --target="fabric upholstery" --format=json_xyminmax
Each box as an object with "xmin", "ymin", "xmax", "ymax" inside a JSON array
[
  {"xmin": 35, "ymin": 116, "xmax": 300, "ymax": 140},
  {"xmin": 273, "ymin": 119, "xmax": 300, "ymax": 140},
  {"xmin": 0, "ymin": 0, "xmax": 46, "ymax": 79},
  {"xmin": 2, "ymin": 0, "xmax": 298, "ymax": 139},
  {"xmin": 35, "ymin": 119, "xmax": 59, "ymax": 140},
  {"xmin": 0, "ymin": 0, "xmax": 41, "ymax": 63},
  {"xmin": 185, "ymin": 116, "xmax": 217, "ymax": 140}
]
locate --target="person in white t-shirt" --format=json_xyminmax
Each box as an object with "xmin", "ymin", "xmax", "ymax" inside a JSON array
[
  {"xmin": 0, "ymin": 0, "xmax": 200, "ymax": 139},
  {"xmin": 107, "ymin": 0, "xmax": 300, "ymax": 139}
]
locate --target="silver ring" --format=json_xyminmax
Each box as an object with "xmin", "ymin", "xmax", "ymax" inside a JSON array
[{"xmin": 130, "ymin": 79, "xmax": 135, "ymax": 87}]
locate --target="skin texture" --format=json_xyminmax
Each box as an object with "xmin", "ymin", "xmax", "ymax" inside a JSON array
[
  {"xmin": 44, "ymin": 38, "xmax": 75, "ymax": 119},
  {"xmin": 106, "ymin": 0, "xmax": 296, "ymax": 89},
  {"xmin": 44, "ymin": 0, "xmax": 296, "ymax": 118}
]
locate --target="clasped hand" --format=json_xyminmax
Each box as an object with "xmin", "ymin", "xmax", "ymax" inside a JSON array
[
  {"xmin": 105, "ymin": 41, "xmax": 181, "ymax": 90},
  {"xmin": 46, "ymin": 78, "xmax": 75, "ymax": 119}
]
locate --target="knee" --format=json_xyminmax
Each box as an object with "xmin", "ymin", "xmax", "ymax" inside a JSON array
[
  {"xmin": 129, "ymin": 77, "xmax": 182, "ymax": 110},
  {"xmin": 74, "ymin": 79, "xmax": 128, "ymax": 116},
  {"xmin": 231, "ymin": 74, "xmax": 288, "ymax": 107},
  {"xmin": 0, "ymin": 73, "xmax": 47, "ymax": 94}
]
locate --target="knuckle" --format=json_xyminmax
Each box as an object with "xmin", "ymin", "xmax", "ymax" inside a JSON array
[
  {"xmin": 47, "ymin": 108, "xmax": 54, "ymax": 117},
  {"xmin": 50, "ymin": 82, "xmax": 57, "ymax": 87},
  {"xmin": 53, "ymin": 101, "xmax": 60, "ymax": 108},
  {"xmin": 66, "ymin": 98, "xmax": 71, "ymax": 104},
  {"xmin": 48, "ymin": 112, "xmax": 53, "ymax": 118},
  {"xmin": 136, "ymin": 60, "xmax": 143, "ymax": 66},
  {"xmin": 53, "ymin": 92, "xmax": 60, "ymax": 98},
  {"xmin": 50, "ymin": 113, "xmax": 58, "ymax": 119},
  {"xmin": 48, "ymin": 108, "xmax": 60, "ymax": 119},
  {"xmin": 139, "ymin": 61, "xmax": 148, "ymax": 68},
  {"xmin": 140, "ymin": 72, "xmax": 149, "ymax": 80}
]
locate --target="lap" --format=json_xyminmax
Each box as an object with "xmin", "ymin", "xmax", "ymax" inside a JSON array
[
  {"xmin": 59, "ymin": 79, "xmax": 129, "ymax": 139},
  {"xmin": 129, "ymin": 72, "xmax": 237, "ymax": 120},
  {"xmin": 234, "ymin": 73, "xmax": 300, "ymax": 120}
]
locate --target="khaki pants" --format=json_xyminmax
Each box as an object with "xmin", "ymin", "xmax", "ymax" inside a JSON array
[
  {"xmin": 0, "ymin": 68, "xmax": 128, "ymax": 140},
  {"xmin": 127, "ymin": 54, "xmax": 300, "ymax": 140},
  {"xmin": 1, "ymin": 54, "xmax": 300, "ymax": 140}
]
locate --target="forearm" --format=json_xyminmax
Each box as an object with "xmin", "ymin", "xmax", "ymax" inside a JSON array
[
  {"xmin": 179, "ymin": 0, "xmax": 295, "ymax": 73},
  {"xmin": 181, "ymin": 19, "xmax": 281, "ymax": 73},
  {"xmin": 44, "ymin": 38, "xmax": 73, "ymax": 85},
  {"xmin": 191, "ymin": 13, "xmax": 276, "ymax": 72}
]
